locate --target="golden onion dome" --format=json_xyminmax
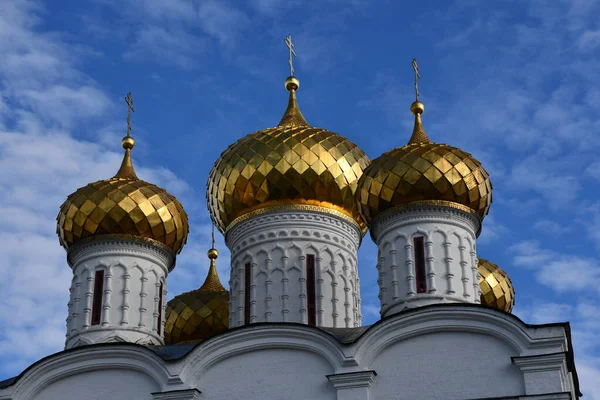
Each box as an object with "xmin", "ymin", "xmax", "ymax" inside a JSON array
[
  {"xmin": 478, "ymin": 258, "xmax": 515, "ymax": 313},
  {"xmin": 207, "ymin": 76, "xmax": 371, "ymax": 233},
  {"xmin": 356, "ymin": 100, "xmax": 492, "ymax": 227},
  {"xmin": 164, "ymin": 244, "xmax": 229, "ymax": 344},
  {"xmin": 56, "ymin": 135, "xmax": 189, "ymax": 254}
]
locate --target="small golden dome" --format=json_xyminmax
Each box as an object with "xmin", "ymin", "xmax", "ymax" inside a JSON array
[
  {"xmin": 56, "ymin": 136, "xmax": 189, "ymax": 254},
  {"xmin": 356, "ymin": 101, "xmax": 492, "ymax": 226},
  {"xmin": 478, "ymin": 258, "xmax": 515, "ymax": 313},
  {"xmin": 207, "ymin": 77, "xmax": 370, "ymax": 233},
  {"xmin": 164, "ymin": 245, "xmax": 229, "ymax": 344}
]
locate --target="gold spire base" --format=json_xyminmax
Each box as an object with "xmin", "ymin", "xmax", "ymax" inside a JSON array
[
  {"xmin": 114, "ymin": 148, "xmax": 138, "ymax": 180},
  {"xmin": 407, "ymin": 101, "xmax": 430, "ymax": 145},
  {"xmin": 278, "ymin": 77, "xmax": 309, "ymax": 127},
  {"xmin": 199, "ymin": 249, "xmax": 226, "ymax": 292}
]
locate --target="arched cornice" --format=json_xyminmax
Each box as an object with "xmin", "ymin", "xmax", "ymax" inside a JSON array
[
  {"xmin": 179, "ymin": 323, "xmax": 351, "ymax": 383},
  {"xmin": 353, "ymin": 305, "xmax": 569, "ymax": 367},
  {"xmin": 9, "ymin": 343, "xmax": 182, "ymax": 399}
]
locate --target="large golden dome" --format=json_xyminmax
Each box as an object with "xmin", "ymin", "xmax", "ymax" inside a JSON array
[
  {"xmin": 356, "ymin": 101, "xmax": 492, "ymax": 226},
  {"xmin": 478, "ymin": 258, "xmax": 515, "ymax": 313},
  {"xmin": 207, "ymin": 77, "xmax": 370, "ymax": 233},
  {"xmin": 164, "ymin": 246, "xmax": 229, "ymax": 344},
  {"xmin": 56, "ymin": 136, "xmax": 189, "ymax": 254}
]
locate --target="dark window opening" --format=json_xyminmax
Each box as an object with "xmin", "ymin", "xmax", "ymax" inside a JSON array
[
  {"xmin": 91, "ymin": 270, "xmax": 104, "ymax": 325},
  {"xmin": 414, "ymin": 237, "xmax": 427, "ymax": 294},
  {"xmin": 244, "ymin": 263, "xmax": 251, "ymax": 324},
  {"xmin": 157, "ymin": 282, "xmax": 163, "ymax": 335},
  {"xmin": 306, "ymin": 255, "xmax": 316, "ymax": 326}
]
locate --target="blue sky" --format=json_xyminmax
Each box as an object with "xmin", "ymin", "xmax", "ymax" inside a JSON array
[{"xmin": 0, "ymin": 0, "xmax": 599, "ymax": 396}]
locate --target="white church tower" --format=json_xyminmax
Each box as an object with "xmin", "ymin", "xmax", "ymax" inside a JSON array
[
  {"xmin": 356, "ymin": 60, "xmax": 493, "ymax": 317},
  {"xmin": 206, "ymin": 36, "xmax": 371, "ymax": 328},
  {"xmin": 56, "ymin": 93, "xmax": 189, "ymax": 348}
]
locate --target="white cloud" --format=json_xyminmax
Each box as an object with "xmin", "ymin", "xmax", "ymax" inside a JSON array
[
  {"xmin": 511, "ymin": 241, "xmax": 600, "ymax": 294},
  {"xmin": 0, "ymin": 0, "xmax": 199, "ymax": 378},
  {"xmin": 124, "ymin": 26, "xmax": 208, "ymax": 70},
  {"xmin": 495, "ymin": 197, "xmax": 542, "ymax": 216},
  {"xmin": 100, "ymin": 0, "xmax": 250, "ymax": 68},
  {"xmin": 196, "ymin": 1, "xmax": 249, "ymax": 47},
  {"xmin": 533, "ymin": 219, "xmax": 572, "ymax": 236},
  {"xmin": 477, "ymin": 214, "xmax": 509, "ymax": 245},
  {"xmin": 361, "ymin": 304, "xmax": 380, "ymax": 319},
  {"xmin": 585, "ymin": 162, "xmax": 600, "ymax": 182}
]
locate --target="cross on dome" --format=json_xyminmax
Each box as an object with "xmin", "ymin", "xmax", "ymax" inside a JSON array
[
  {"xmin": 412, "ymin": 58, "xmax": 420, "ymax": 102},
  {"xmin": 284, "ymin": 34, "xmax": 297, "ymax": 77}
]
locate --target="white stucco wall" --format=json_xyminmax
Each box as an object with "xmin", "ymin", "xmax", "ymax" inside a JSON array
[
  {"xmin": 196, "ymin": 348, "xmax": 336, "ymax": 400},
  {"xmin": 65, "ymin": 236, "xmax": 174, "ymax": 349},
  {"xmin": 370, "ymin": 204, "xmax": 481, "ymax": 317},
  {"xmin": 33, "ymin": 369, "xmax": 160, "ymax": 400},
  {"xmin": 226, "ymin": 208, "xmax": 363, "ymax": 328},
  {"xmin": 0, "ymin": 305, "xmax": 578, "ymax": 400},
  {"xmin": 369, "ymin": 331, "xmax": 524, "ymax": 399}
]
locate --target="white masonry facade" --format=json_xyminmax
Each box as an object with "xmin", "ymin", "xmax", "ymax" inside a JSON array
[
  {"xmin": 226, "ymin": 207, "xmax": 362, "ymax": 328},
  {"xmin": 371, "ymin": 203, "xmax": 482, "ymax": 317},
  {"xmin": 0, "ymin": 305, "xmax": 579, "ymax": 400},
  {"xmin": 64, "ymin": 236, "xmax": 172, "ymax": 349}
]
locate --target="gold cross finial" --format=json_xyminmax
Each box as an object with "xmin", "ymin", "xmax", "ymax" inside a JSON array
[
  {"xmin": 124, "ymin": 92, "xmax": 135, "ymax": 137},
  {"xmin": 412, "ymin": 58, "xmax": 420, "ymax": 101},
  {"xmin": 284, "ymin": 34, "xmax": 297, "ymax": 76}
]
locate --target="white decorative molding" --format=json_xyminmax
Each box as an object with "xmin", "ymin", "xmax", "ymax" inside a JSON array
[
  {"xmin": 67, "ymin": 235, "xmax": 175, "ymax": 272},
  {"xmin": 327, "ymin": 370, "xmax": 377, "ymax": 389},
  {"xmin": 0, "ymin": 305, "xmax": 578, "ymax": 400},
  {"xmin": 226, "ymin": 208, "xmax": 362, "ymax": 253},
  {"xmin": 512, "ymin": 353, "xmax": 572, "ymax": 396},
  {"xmin": 101, "ymin": 270, "xmax": 113, "ymax": 326},
  {"xmin": 226, "ymin": 207, "xmax": 362, "ymax": 328},
  {"xmin": 371, "ymin": 203, "xmax": 480, "ymax": 241},
  {"xmin": 327, "ymin": 370, "xmax": 377, "ymax": 400},
  {"xmin": 7, "ymin": 345, "xmax": 182, "ymax": 399},
  {"xmin": 152, "ymin": 388, "xmax": 202, "ymax": 400},
  {"xmin": 371, "ymin": 205, "xmax": 480, "ymax": 317},
  {"xmin": 64, "ymin": 237, "xmax": 172, "ymax": 348}
]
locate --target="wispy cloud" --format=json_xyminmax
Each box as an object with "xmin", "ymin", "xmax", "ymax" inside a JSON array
[
  {"xmin": 99, "ymin": 0, "xmax": 250, "ymax": 69},
  {"xmin": 0, "ymin": 0, "xmax": 200, "ymax": 378},
  {"xmin": 477, "ymin": 214, "xmax": 509, "ymax": 245},
  {"xmin": 511, "ymin": 240, "xmax": 600, "ymax": 294},
  {"xmin": 124, "ymin": 26, "xmax": 208, "ymax": 69},
  {"xmin": 533, "ymin": 219, "xmax": 572, "ymax": 236},
  {"xmin": 196, "ymin": 1, "xmax": 249, "ymax": 47}
]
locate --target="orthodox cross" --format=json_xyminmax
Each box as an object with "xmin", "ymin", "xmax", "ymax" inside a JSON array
[
  {"xmin": 412, "ymin": 58, "xmax": 420, "ymax": 101},
  {"xmin": 284, "ymin": 34, "xmax": 297, "ymax": 76},
  {"xmin": 124, "ymin": 92, "xmax": 135, "ymax": 136}
]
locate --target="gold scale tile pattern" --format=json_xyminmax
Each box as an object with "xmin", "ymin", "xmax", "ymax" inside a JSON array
[
  {"xmin": 57, "ymin": 177, "xmax": 189, "ymax": 254},
  {"xmin": 164, "ymin": 289, "xmax": 229, "ymax": 344},
  {"xmin": 207, "ymin": 109, "xmax": 371, "ymax": 233},
  {"xmin": 479, "ymin": 258, "xmax": 515, "ymax": 313},
  {"xmin": 357, "ymin": 141, "xmax": 492, "ymax": 225}
]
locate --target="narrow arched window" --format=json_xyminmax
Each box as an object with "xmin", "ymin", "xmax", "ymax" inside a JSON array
[
  {"xmin": 413, "ymin": 237, "xmax": 427, "ymax": 293},
  {"xmin": 244, "ymin": 263, "xmax": 251, "ymax": 324},
  {"xmin": 306, "ymin": 254, "xmax": 316, "ymax": 326},
  {"xmin": 91, "ymin": 270, "xmax": 104, "ymax": 325}
]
